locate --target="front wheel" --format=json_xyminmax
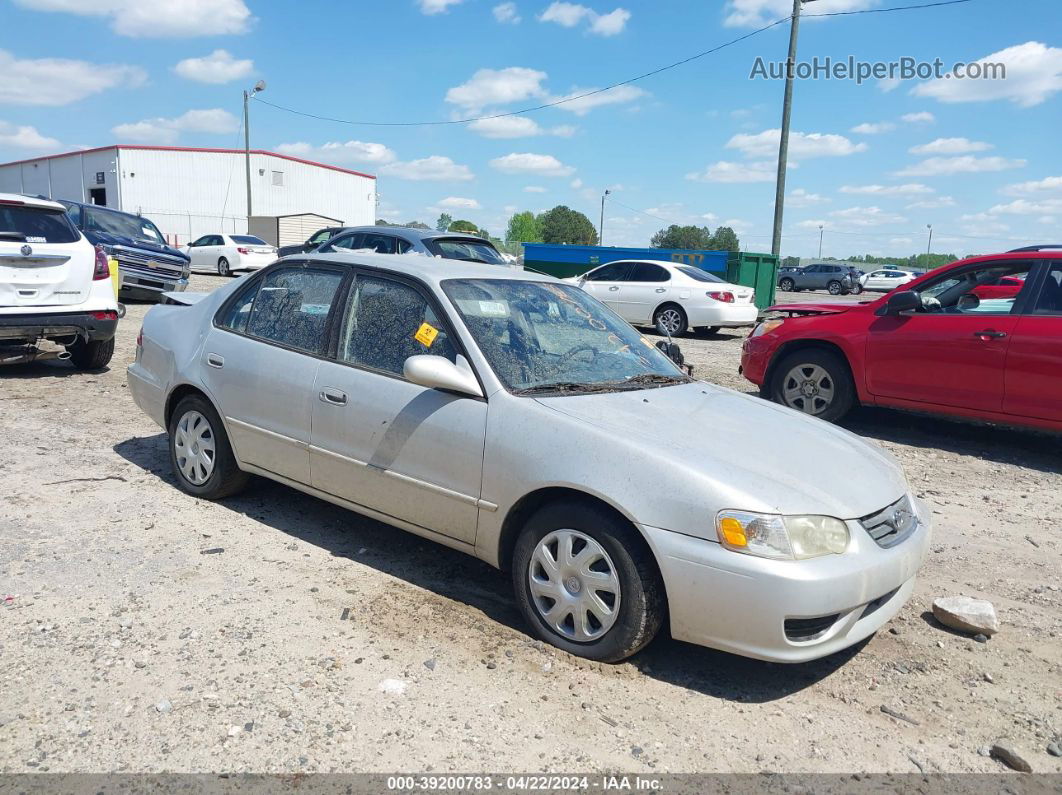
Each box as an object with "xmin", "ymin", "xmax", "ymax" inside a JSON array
[
  {"xmin": 168, "ymin": 395, "xmax": 249, "ymax": 499},
  {"xmin": 67, "ymin": 337, "xmax": 114, "ymax": 370},
  {"xmin": 851, "ymin": 283, "xmax": 864, "ymax": 295},
  {"xmin": 217, "ymin": 257, "xmax": 231, "ymax": 277},
  {"xmin": 512, "ymin": 500, "xmax": 665, "ymax": 662},
  {"xmin": 827, "ymin": 280, "xmax": 843, "ymax": 295},
  {"xmin": 770, "ymin": 348, "xmax": 855, "ymax": 422},
  {"xmin": 779, "ymin": 278, "xmax": 795, "ymax": 292},
  {"xmin": 653, "ymin": 304, "xmax": 687, "ymax": 337}
]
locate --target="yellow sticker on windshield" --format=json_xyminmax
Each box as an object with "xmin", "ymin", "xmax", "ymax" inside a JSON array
[{"xmin": 414, "ymin": 322, "xmax": 439, "ymax": 347}]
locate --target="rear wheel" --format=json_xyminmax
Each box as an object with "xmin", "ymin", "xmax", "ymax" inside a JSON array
[
  {"xmin": 512, "ymin": 500, "xmax": 665, "ymax": 663},
  {"xmin": 217, "ymin": 257, "xmax": 231, "ymax": 277},
  {"xmin": 851, "ymin": 283, "xmax": 863, "ymax": 295},
  {"xmin": 168, "ymin": 395, "xmax": 248, "ymax": 499},
  {"xmin": 653, "ymin": 304, "xmax": 687, "ymax": 337},
  {"xmin": 770, "ymin": 348, "xmax": 855, "ymax": 422},
  {"xmin": 67, "ymin": 337, "xmax": 114, "ymax": 370},
  {"xmin": 779, "ymin": 277, "xmax": 795, "ymax": 292}
]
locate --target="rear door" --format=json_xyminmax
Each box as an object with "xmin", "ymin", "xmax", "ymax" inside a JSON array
[
  {"xmin": 1003, "ymin": 262, "xmax": 1062, "ymax": 423},
  {"xmin": 620, "ymin": 261, "xmax": 671, "ymax": 323},
  {"xmin": 0, "ymin": 200, "xmax": 92, "ymax": 308}
]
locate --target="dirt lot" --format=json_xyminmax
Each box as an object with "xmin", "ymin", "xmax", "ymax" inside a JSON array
[{"xmin": 1, "ymin": 275, "xmax": 1059, "ymax": 774}]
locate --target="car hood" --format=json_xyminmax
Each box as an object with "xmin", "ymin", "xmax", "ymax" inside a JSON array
[
  {"xmin": 535, "ymin": 382, "xmax": 907, "ymax": 520},
  {"xmin": 91, "ymin": 231, "xmax": 189, "ymax": 261},
  {"xmin": 768, "ymin": 302, "xmax": 858, "ymax": 315}
]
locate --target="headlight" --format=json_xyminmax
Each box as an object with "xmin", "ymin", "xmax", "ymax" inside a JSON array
[
  {"xmin": 750, "ymin": 318, "xmax": 784, "ymax": 338},
  {"xmin": 717, "ymin": 510, "xmax": 849, "ymax": 560}
]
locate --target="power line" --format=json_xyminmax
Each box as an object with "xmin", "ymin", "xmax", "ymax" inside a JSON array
[{"xmin": 254, "ymin": 0, "xmax": 976, "ymax": 129}]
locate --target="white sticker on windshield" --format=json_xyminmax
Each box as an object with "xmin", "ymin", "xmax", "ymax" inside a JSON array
[
  {"xmin": 478, "ymin": 300, "xmax": 509, "ymax": 317},
  {"xmin": 25, "ymin": 236, "xmax": 46, "ymax": 243}
]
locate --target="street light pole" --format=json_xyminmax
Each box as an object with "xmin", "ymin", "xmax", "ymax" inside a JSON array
[
  {"xmin": 926, "ymin": 223, "xmax": 933, "ymax": 256},
  {"xmin": 244, "ymin": 80, "xmax": 266, "ymax": 223},
  {"xmin": 599, "ymin": 189, "xmax": 611, "ymax": 245},
  {"xmin": 818, "ymin": 224, "xmax": 824, "ymax": 258},
  {"xmin": 770, "ymin": 0, "xmax": 804, "ymax": 258}
]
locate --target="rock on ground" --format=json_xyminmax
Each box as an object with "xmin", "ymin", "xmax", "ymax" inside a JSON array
[
  {"xmin": 990, "ymin": 741, "xmax": 1032, "ymax": 773},
  {"xmin": 932, "ymin": 596, "xmax": 999, "ymax": 636}
]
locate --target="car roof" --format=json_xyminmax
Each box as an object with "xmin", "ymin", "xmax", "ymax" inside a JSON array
[
  {"xmin": 296, "ymin": 251, "xmax": 552, "ymax": 286},
  {"xmin": 2, "ymin": 192, "xmax": 68, "ymax": 212},
  {"xmin": 596, "ymin": 258, "xmax": 685, "ymax": 269},
  {"xmin": 329, "ymin": 225, "xmax": 489, "ymax": 242}
]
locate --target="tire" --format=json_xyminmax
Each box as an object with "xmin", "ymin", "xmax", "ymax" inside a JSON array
[
  {"xmin": 770, "ymin": 348, "xmax": 855, "ymax": 422},
  {"xmin": 851, "ymin": 283, "xmax": 864, "ymax": 295},
  {"xmin": 779, "ymin": 278, "xmax": 795, "ymax": 292},
  {"xmin": 695, "ymin": 326, "xmax": 721, "ymax": 336},
  {"xmin": 67, "ymin": 336, "xmax": 114, "ymax": 370},
  {"xmin": 653, "ymin": 304, "xmax": 687, "ymax": 337},
  {"xmin": 168, "ymin": 395, "xmax": 249, "ymax": 499},
  {"xmin": 827, "ymin": 280, "xmax": 843, "ymax": 296},
  {"xmin": 512, "ymin": 500, "xmax": 665, "ymax": 663},
  {"xmin": 217, "ymin": 257, "xmax": 231, "ymax": 277}
]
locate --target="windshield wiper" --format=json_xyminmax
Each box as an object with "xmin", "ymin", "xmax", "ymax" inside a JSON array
[
  {"xmin": 511, "ymin": 381, "xmax": 620, "ymax": 396},
  {"xmin": 0, "ymin": 231, "xmax": 27, "ymax": 241},
  {"xmin": 620, "ymin": 373, "xmax": 691, "ymax": 386}
]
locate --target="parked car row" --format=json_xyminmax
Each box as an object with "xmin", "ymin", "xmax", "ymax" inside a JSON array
[{"xmin": 777, "ymin": 263, "xmax": 928, "ymax": 296}]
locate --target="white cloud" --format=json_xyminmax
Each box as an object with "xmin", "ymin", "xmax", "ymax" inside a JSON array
[
  {"xmin": 14, "ymin": 0, "xmax": 253, "ymax": 37},
  {"xmin": 726, "ymin": 129, "xmax": 867, "ymax": 158},
  {"xmin": 436, "ymin": 196, "xmax": 481, "ymax": 210},
  {"xmin": 489, "ymin": 152, "xmax": 575, "ymax": 176},
  {"xmin": 0, "ymin": 120, "xmax": 60, "ymax": 149},
  {"xmin": 275, "ymin": 140, "xmax": 397, "ymax": 166},
  {"xmin": 0, "ymin": 49, "xmax": 146, "ymax": 106},
  {"xmin": 552, "ymin": 84, "xmax": 646, "ymax": 115},
  {"xmin": 419, "ymin": 0, "xmax": 464, "ymax": 14},
  {"xmin": 850, "ymin": 122, "xmax": 895, "ymax": 135},
  {"xmin": 986, "ymin": 198, "xmax": 1062, "ymax": 216},
  {"xmin": 909, "ymin": 137, "xmax": 992, "ymax": 155},
  {"xmin": 906, "ymin": 196, "xmax": 956, "ymax": 209},
  {"xmin": 493, "ymin": 2, "xmax": 520, "ymax": 22},
  {"xmin": 112, "ymin": 108, "xmax": 238, "ymax": 144},
  {"xmin": 829, "ymin": 206, "xmax": 909, "ymax": 227},
  {"xmin": 570, "ymin": 178, "xmax": 583, "ymax": 189},
  {"xmin": 524, "ymin": 186, "xmax": 547, "ymax": 193},
  {"xmin": 894, "ymin": 155, "xmax": 1026, "ymax": 177},
  {"xmin": 724, "ymin": 0, "xmax": 876, "ymax": 27},
  {"xmin": 174, "ymin": 49, "xmax": 253, "ymax": 84},
  {"xmin": 840, "ymin": 183, "xmax": 934, "ymax": 197},
  {"xmin": 912, "ymin": 42, "xmax": 1062, "ymax": 108},
  {"xmin": 382, "ymin": 156, "xmax": 474, "ymax": 181},
  {"xmin": 686, "ymin": 160, "xmax": 776, "ymax": 183},
  {"xmin": 446, "ymin": 67, "xmax": 547, "ymax": 111},
  {"xmin": 901, "ymin": 111, "xmax": 935, "ymax": 123},
  {"xmin": 788, "ymin": 188, "xmax": 828, "ymax": 207},
  {"xmin": 538, "ymin": 2, "xmax": 630, "ymax": 36},
  {"xmin": 1001, "ymin": 176, "xmax": 1062, "ymax": 196},
  {"xmin": 467, "ymin": 115, "xmax": 575, "ymax": 138}
]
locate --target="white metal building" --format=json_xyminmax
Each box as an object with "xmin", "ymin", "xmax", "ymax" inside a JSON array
[{"xmin": 0, "ymin": 145, "xmax": 376, "ymax": 247}]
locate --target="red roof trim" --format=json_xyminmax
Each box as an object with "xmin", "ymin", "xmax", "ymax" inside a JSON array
[{"xmin": 0, "ymin": 145, "xmax": 376, "ymax": 180}]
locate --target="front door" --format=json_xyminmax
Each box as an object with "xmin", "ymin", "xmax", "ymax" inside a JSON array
[
  {"xmin": 866, "ymin": 260, "xmax": 1033, "ymax": 413},
  {"xmin": 580, "ymin": 261, "xmax": 633, "ymax": 315},
  {"xmin": 1003, "ymin": 263, "xmax": 1062, "ymax": 423},
  {"xmin": 309, "ymin": 272, "xmax": 487, "ymax": 543},
  {"xmin": 617, "ymin": 261, "xmax": 672, "ymax": 324},
  {"xmin": 202, "ymin": 263, "xmax": 347, "ymax": 483}
]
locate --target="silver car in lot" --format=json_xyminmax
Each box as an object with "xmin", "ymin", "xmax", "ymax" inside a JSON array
[{"xmin": 127, "ymin": 253, "xmax": 930, "ymax": 663}]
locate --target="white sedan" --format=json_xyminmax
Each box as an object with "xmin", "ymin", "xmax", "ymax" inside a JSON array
[
  {"xmin": 181, "ymin": 234, "xmax": 277, "ymax": 277},
  {"xmin": 569, "ymin": 259, "xmax": 757, "ymax": 336},
  {"xmin": 860, "ymin": 268, "xmax": 918, "ymax": 293}
]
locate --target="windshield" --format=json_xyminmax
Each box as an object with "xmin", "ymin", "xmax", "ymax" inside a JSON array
[
  {"xmin": 84, "ymin": 207, "xmax": 164, "ymax": 244},
  {"xmin": 231, "ymin": 235, "xmax": 268, "ymax": 245},
  {"xmin": 428, "ymin": 237, "xmax": 506, "ymax": 265},
  {"xmin": 677, "ymin": 266, "xmax": 724, "ymax": 283},
  {"xmin": 443, "ymin": 279, "xmax": 688, "ymax": 394}
]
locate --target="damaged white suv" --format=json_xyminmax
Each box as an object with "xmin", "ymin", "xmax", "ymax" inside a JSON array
[{"xmin": 0, "ymin": 193, "xmax": 120, "ymax": 369}]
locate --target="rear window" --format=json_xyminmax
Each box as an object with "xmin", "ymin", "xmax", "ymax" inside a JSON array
[
  {"xmin": 677, "ymin": 266, "xmax": 724, "ymax": 283},
  {"xmin": 231, "ymin": 235, "xmax": 267, "ymax": 245},
  {"xmin": 0, "ymin": 204, "xmax": 80, "ymax": 244},
  {"xmin": 426, "ymin": 237, "xmax": 506, "ymax": 265}
]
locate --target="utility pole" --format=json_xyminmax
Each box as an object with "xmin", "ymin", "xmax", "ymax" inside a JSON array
[
  {"xmin": 599, "ymin": 189, "xmax": 611, "ymax": 245},
  {"xmin": 926, "ymin": 223, "xmax": 933, "ymax": 255},
  {"xmin": 244, "ymin": 80, "xmax": 266, "ymax": 222},
  {"xmin": 770, "ymin": 0, "xmax": 803, "ymax": 258},
  {"xmin": 818, "ymin": 224, "xmax": 824, "ymax": 258}
]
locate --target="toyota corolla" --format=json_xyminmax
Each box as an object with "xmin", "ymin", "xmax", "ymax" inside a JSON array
[{"xmin": 128, "ymin": 252, "xmax": 930, "ymax": 663}]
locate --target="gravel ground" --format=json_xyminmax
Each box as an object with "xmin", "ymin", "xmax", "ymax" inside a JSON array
[{"xmin": 1, "ymin": 275, "xmax": 1059, "ymax": 774}]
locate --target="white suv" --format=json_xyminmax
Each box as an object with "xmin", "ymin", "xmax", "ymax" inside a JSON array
[{"xmin": 0, "ymin": 193, "xmax": 120, "ymax": 369}]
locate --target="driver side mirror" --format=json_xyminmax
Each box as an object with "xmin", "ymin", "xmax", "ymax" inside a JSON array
[
  {"xmin": 403, "ymin": 355, "xmax": 483, "ymax": 398},
  {"xmin": 880, "ymin": 289, "xmax": 920, "ymax": 316}
]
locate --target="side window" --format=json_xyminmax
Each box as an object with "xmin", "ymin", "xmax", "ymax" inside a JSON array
[
  {"xmin": 628, "ymin": 262, "xmax": 670, "ymax": 283},
  {"xmin": 362, "ymin": 234, "xmax": 397, "ymax": 254},
  {"xmin": 64, "ymin": 203, "xmax": 82, "ymax": 227},
  {"xmin": 338, "ymin": 275, "xmax": 457, "ymax": 375},
  {"xmin": 804, "ymin": 265, "xmax": 819, "ymax": 273},
  {"xmin": 1032, "ymin": 265, "xmax": 1062, "ymax": 315},
  {"xmin": 242, "ymin": 267, "xmax": 344, "ymax": 353},
  {"xmin": 211, "ymin": 236, "xmax": 225, "ymax": 246},
  {"xmin": 919, "ymin": 263, "xmax": 1032, "ymax": 315},
  {"xmin": 396, "ymin": 238, "xmax": 412, "ymax": 254},
  {"xmin": 189, "ymin": 236, "xmax": 208, "ymax": 247},
  {"xmin": 585, "ymin": 262, "xmax": 633, "ymax": 282},
  {"xmin": 326, "ymin": 233, "xmax": 363, "ymax": 252},
  {"xmin": 309, "ymin": 229, "xmax": 334, "ymax": 245},
  {"xmin": 217, "ymin": 280, "xmax": 260, "ymax": 334}
]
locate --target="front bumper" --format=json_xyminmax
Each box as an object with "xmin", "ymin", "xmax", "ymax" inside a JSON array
[
  {"xmin": 739, "ymin": 334, "xmax": 773, "ymax": 386},
  {"xmin": 120, "ymin": 275, "xmax": 189, "ymax": 299},
  {"xmin": 0, "ymin": 310, "xmax": 118, "ymax": 343},
  {"xmin": 640, "ymin": 503, "xmax": 931, "ymax": 663}
]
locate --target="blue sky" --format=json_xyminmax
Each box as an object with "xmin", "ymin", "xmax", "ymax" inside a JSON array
[{"xmin": 1, "ymin": 0, "xmax": 1059, "ymax": 257}]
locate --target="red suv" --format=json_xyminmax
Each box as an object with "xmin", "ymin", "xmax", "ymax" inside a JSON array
[{"xmin": 741, "ymin": 248, "xmax": 1062, "ymax": 432}]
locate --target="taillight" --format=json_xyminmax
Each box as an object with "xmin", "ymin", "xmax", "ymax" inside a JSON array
[
  {"xmin": 136, "ymin": 328, "xmax": 143, "ymax": 348},
  {"xmin": 708, "ymin": 291, "xmax": 735, "ymax": 303},
  {"xmin": 90, "ymin": 310, "xmax": 117, "ymax": 320},
  {"xmin": 93, "ymin": 244, "xmax": 111, "ymax": 280},
  {"xmin": 237, "ymin": 247, "xmax": 250, "ymax": 254}
]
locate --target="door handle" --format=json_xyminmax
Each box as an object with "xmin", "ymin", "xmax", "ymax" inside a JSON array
[
  {"xmin": 655, "ymin": 288, "xmax": 666, "ymax": 293},
  {"xmin": 206, "ymin": 353, "xmax": 224, "ymax": 368},
  {"xmin": 608, "ymin": 286, "xmax": 620, "ymax": 291},
  {"xmin": 973, "ymin": 330, "xmax": 1007, "ymax": 339},
  {"xmin": 318, "ymin": 388, "xmax": 347, "ymax": 406}
]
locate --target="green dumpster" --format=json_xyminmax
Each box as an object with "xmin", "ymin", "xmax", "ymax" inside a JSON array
[{"xmin": 726, "ymin": 252, "xmax": 779, "ymax": 313}]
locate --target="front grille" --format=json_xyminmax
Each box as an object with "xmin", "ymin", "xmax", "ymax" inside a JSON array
[
  {"xmin": 115, "ymin": 248, "xmax": 185, "ymax": 278},
  {"xmin": 860, "ymin": 496, "xmax": 918, "ymax": 549},
  {"xmin": 784, "ymin": 614, "xmax": 840, "ymax": 642}
]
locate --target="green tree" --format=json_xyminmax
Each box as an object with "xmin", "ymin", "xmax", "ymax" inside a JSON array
[
  {"xmin": 449, "ymin": 219, "xmax": 479, "ymax": 234},
  {"xmin": 375, "ymin": 218, "xmax": 393, "ymax": 226},
  {"xmin": 403, "ymin": 220, "xmax": 431, "ymax": 230},
  {"xmin": 505, "ymin": 211, "xmax": 543, "ymax": 245},
  {"xmin": 707, "ymin": 226, "xmax": 740, "ymax": 252},
  {"xmin": 435, "ymin": 213, "xmax": 453, "ymax": 232},
  {"xmin": 781, "ymin": 256, "xmax": 801, "ymax": 268},
  {"xmin": 650, "ymin": 224, "xmax": 712, "ymax": 250},
  {"xmin": 537, "ymin": 205, "xmax": 598, "ymax": 245}
]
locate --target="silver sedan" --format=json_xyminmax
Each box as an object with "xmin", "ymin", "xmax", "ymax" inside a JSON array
[{"xmin": 128, "ymin": 253, "xmax": 930, "ymax": 663}]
